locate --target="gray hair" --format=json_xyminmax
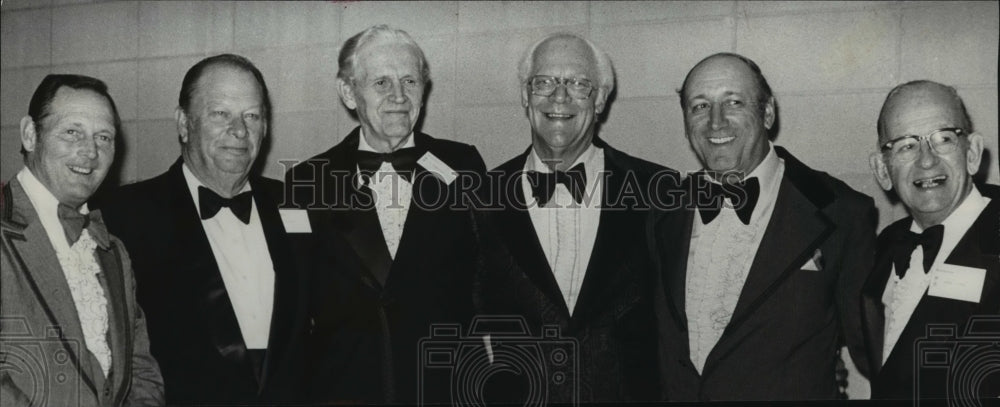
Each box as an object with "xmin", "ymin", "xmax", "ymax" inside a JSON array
[
  {"xmin": 516, "ymin": 33, "xmax": 615, "ymax": 94},
  {"xmin": 337, "ymin": 24, "xmax": 430, "ymax": 83}
]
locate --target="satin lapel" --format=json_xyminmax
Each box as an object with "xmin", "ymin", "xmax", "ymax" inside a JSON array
[
  {"xmin": 885, "ymin": 197, "xmax": 1000, "ymax": 366},
  {"xmin": 571, "ymin": 154, "xmax": 631, "ymax": 322},
  {"xmin": 328, "ymin": 142, "xmax": 392, "ymax": 290},
  {"xmin": 94, "ymin": 241, "xmax": 131, "ymax": 405},
  {"xmin": 386, "ymin": 159, "xmax": 447, "ymax": 291},
  {"xmin": 251, "ymin": 178, "xmax": 292, "ymax": 391},
  {"xmin": 2, "ymin": 182, "xmax": 99, "ymax": 396},
  {"xmin": 163, "ymin": 164, "xmax": 252, "ymax": 370},
  {"xmin": 495, "ymin": 163, "xmax": 569, "ymax": 317},
  {"xmin": 654, "ymin": 177, "xmax": 695, "ymax": 332},
  {"xmin": 724, "ymin": 176, "xmax": 833, "ymax": 338},
  {"xmin": 861, "ymin": 234, "xmax": 896, "ymax": 375}
]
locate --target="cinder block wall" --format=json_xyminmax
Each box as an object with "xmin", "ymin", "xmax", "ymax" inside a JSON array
[{"xmin": 3, "ymin": 1, "xmax": 998, "ymax": 231}]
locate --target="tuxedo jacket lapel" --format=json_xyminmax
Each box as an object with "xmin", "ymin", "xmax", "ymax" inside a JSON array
[
  {"xmin": 655, "ymin": 180, "xmax": 696, "ymax": 333},
  {"xmin": 250, "ymin": 177, "xmax": 292, "ymax": 391},
  {"xmin": 861, "ymin": 233, "xmax": 895, "ymax": 375},
  {"xmin": 881, "ymin": 196, "xmax": 1000, "ymax": 370},
  {"xmin": 162, "ymin": 163, "xmax": 253, "ymax": 374},
  {"xmin": 709, "ymin": 153, "xmax": 834, "ymax": 367},
  {"xmin": 571, "ymin": 150, "xmax": 634, "ymax": 322},
  {"xmin": 2, "ymin": 181, "xmax": 100, "ymax": 396},
  {"xmin": 325, "ymin": 129, "xmax": 393, "ymax": 289},
  {"xmin": 494, "ymin": 151, "xmax": 569, "ymax": 317}
]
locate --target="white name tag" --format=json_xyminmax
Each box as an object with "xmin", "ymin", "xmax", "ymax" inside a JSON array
[
  {"xmin": 928, "ymin": 263, "xmax": 986, "ymax": 303},
  {"xmin": 417, "ymin": 152, "xmax": 457, "ymax": 185},
  {"xmin": 279, "ymin": 209, "xmax": 312, "ymax": 233}
]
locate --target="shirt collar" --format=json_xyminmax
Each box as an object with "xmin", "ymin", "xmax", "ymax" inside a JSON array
[
  {"xmin": 182, "ymin": 163, "xmax": 252, "ymax": 217},
  {"xmin": 17, "ymin": 167, "xmax": 90, "ymax": 217},
  {"xmin": 358, "ymin": 128, "xmax": 415, "ymax": 152}
]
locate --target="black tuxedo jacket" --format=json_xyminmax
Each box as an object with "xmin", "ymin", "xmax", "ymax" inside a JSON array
[
  {"xmin": 93, "ymin": 159, "xmax": 309, "ymax": 404},
  {"xmin": 284, "ymin": 128, "xmax": 486, "ymax": 404},
  {"xmin": 863, "ymin": 183, "xmax": 1000, "ymax": 401},
  {"xmin": 474, "ymin": 138, "xmax": 673, "ymax": 403},
  {"xmin": 647, "ymin": 146, "xmax": 877, "ymax": 401}
]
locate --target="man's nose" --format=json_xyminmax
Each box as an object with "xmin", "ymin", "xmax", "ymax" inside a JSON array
[
  {"xmin": 549, "ymin": 83, "xmax": 569, "ymax": 103},
  {"xmin": 709, "ymin": 104, "xmax": 727, "ymax": 130},
  {"xmin": 390, "ymin": 81, "xmax": 407, "ymax": 103},
  {"xmin": 915, "ymin": 138, "xmax": 939, "ymax": 168},
  {"xmin": 78, "ymin": 136, "xmax": 98, "ymax": 159},
  {"xmin": 229, "ymin": 116, "xmax": 248, "ymax": 138}
]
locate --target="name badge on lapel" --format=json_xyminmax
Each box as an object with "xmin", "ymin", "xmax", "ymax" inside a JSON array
[
  {"xmin": 279, "ymin": 209, "xmax": 312, "ymax": 233},
  {"xmin": 928, "ymin": 263, "xmax": 986, "ymax": 303},
  {"xmin": 417, "ymin": 152, "xmax": 457, "ymax": 186}
]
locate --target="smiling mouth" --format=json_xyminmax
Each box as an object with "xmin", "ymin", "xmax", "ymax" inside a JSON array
[
  {"xmin": 708, "ymin": 136, "xmax": 735, "ymax": 145},
  {"xmin": 545, "ymin": 113, "xmax": 575, "ymax": 120},
  {"xmin": 914, "ymin": 175, "xmax": 947, "ymax": 189},
  {"xmin": 68, "ymin": 165, "xmax": 94, "ymax": 175}
]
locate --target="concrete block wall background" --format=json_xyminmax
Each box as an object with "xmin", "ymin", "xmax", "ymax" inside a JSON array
[
  {"xmin": 3, "ymin": 1, "xmax": 998, "ymax": 230},
  {"xmin": 1, "ymin": 0, "xmax": 997, "ymax": 399}
]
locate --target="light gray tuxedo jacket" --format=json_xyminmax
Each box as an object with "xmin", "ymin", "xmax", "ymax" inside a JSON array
[{"xmin": 1, "ymin": 178, "xmax": 163, "ymax": 406}]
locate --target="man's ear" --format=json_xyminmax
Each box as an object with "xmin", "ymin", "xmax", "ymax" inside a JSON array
[
  {"xmin": 20, "ymin": 116, "xmax": 38, "ymax": 153},
  {"xmin": 520, "ymin": 82, "xmax": 530, "ymax": 109},
  {"xmin": 963, "ymin": 132, "xmax": 985, "ymax": 175},
  {"xmin": 337, "ymin": 78, "xmax": 358, "ymax": 110},
  {"xmin": 176, "ymin": 107, "xmax": 189, "ymax": 144},
  {"xmin": 595, "ymin": 87, "xmax": 610, "ymax": 115},
  {"xmin": 763, "ymin": 96, "xmax": 776, "ymax": 130},
  {"xmin": 869, "ymin": 152, "xmax": 893, "ymax": 191}
]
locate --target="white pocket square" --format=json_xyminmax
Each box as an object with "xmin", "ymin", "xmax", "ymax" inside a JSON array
[{"xmin": 802, "ymin": 249, "xmax": 823, "ymax": 271}]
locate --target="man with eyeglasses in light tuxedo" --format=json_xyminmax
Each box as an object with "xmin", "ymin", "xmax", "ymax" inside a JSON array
[
  {"xmin": 473, "ymin": 33, "xmax": 674, "ymax": 403},
  {"xmin": 864, "ymin": 80, "xmax": 999, "ymax": 402}
]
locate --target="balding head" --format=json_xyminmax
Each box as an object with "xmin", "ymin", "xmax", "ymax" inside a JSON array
[{"xmin": 877, "ymin": 80, "xmax": 973, "ymax": 145}]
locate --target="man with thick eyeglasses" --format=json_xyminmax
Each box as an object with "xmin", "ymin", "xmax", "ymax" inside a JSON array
[
  {"xmin": 648, "ymin": 53, "xmax": 876, "ymax": 401},
  {"xmin": 864, "ymin": 80, "xmax": 998, "ymax": 401},
  {"xmin": 474, "ymin": 33, "xmax": 673, "ymax": 403}
]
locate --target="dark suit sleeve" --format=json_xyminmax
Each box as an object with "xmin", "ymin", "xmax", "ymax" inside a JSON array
[
  {"xmin": 837, "ymin": 195, "xmax": 877, "ymax": 378},
  {"xmin": 119, "ymin": 241, "xmax": 166, "ymax": 405}
]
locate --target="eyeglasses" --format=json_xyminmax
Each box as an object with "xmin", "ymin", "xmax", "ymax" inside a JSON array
[
  {"xmin": 880, "ymin": 127, "xmax": 967, "ymax": 162},
  {"xmin": 528, "ymin": 75, "xmax": 595, "ymax": 99}
]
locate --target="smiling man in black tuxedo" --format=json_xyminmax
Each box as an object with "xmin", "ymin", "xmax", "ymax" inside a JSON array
[
  {"xmin": 284, "ymin": 24, "xmax": 486, "ymax": 404},
  {"xmin": 94, "ymin": 54, "xmax": 308, "ymax": 404},
  {"xmin": 648, "ymin": 53, "xmax": 877, "ymax": 401},
  {"xmin": 474, "ymin": 33, "xmax": 670, "ymax": 403},
  {"xmin": 864, "ymin": 80, "xmax": 998, "ymax": 402}
]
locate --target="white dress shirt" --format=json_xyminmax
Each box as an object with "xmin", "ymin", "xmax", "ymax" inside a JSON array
[
  {"xmin": 685, "ymin": 142, "xmax": 785, "ymax": 373},
  {"xmin": 17, "ymin": 167, "xmax": 112, "ymax": 376},
  {"xmin": 357, "ymin": 129, "xmax": 416, "ymax": 259},
  {"xmin": 881, "ymin": 186, "xmax": 990, "ymax": 363},
  {"xmin": 182, "ymin": 165, "xmax": 275, "ymax": 349},
  {"xmin": 521, "ymin": 144, "xmax": 604, "ymax": 315}
]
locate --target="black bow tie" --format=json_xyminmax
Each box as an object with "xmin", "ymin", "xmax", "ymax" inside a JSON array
[
  {"xmin": 199, "ymin": 187, "xmax": 253, "ymax": 224},
  {"xmin": 695, "ymin": 175, "xmax": 760, "ymax": 225},
  {"xmin": 893, "ymin": 224, "xmax": 944, "ymax": 278},
  {"xmin": 355, "ymin": 147, "xmax": 423, "ymax": 182},
  {"xmin": 526, "ymin": 163, "xmax": 587, "ymax": 207},
  {"xmin": 57, "ymin": 203, "xmax": 109, "ymax": 246}
]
